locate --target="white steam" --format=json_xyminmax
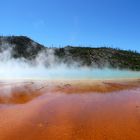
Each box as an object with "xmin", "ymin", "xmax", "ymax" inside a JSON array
[{"xmin": 0, "ymin": 44, "xmax": 140, "ymax": 80}]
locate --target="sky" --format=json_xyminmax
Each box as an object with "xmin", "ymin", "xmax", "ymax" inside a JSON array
[{"xmin": 0, "ymin": 0, "xmax": 140, "ymax": 51}]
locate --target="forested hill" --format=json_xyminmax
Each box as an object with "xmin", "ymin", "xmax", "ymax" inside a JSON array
[{"xmin": 0, "ymin": 36, "xmax": 140, "ymax": 70}]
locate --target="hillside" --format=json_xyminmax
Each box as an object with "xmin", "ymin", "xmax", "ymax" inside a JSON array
[
  {"xmin": 0, "ymin": 36, "xmax": 140, "ymax": 70},
  {"xmin": 0, "ymin": 36, "xmax": 44, "ymax": 59}
]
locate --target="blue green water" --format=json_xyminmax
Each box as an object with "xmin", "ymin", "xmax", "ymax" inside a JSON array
[
  {"xmin": 0, "ymin": 67, "xmax": 140, "ymax": 80},
  {"xmin": 44, "ymin": 68, "xmax": 140, "ymax": 80}
]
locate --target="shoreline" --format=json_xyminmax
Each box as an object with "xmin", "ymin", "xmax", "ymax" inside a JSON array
[{"xmin": 0, "ymin": 77, "xmax": 139, "ymax": 82}]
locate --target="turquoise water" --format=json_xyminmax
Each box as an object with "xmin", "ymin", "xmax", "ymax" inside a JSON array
[
  {"xmin": 0, "ymin": 67, "xmax": 140, "ymax": 80},
  {"xmin": 44, "ymin": 68, "xmax": 140, "ymax": 80}
]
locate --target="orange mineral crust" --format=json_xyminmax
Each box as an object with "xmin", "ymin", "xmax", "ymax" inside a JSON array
[{"xmin": 0, "ymin": 79, "xmax": 140, "ymax": 140}]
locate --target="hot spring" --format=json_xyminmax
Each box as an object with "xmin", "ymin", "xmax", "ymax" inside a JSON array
[
  {"xmin": 0, "ymin": 50, "xmax": 140, "ymax": 140},
  {"xmin": 0, "ymin": 66, "xmax": 140, "ymax": 80}
]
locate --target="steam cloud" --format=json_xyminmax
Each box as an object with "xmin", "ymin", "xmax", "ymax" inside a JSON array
[{"xmin": 0, "ymin": 42, "xmax": 140, "ymax": 81}]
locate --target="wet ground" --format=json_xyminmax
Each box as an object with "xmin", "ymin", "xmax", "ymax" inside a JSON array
[{"xmin": 0, "ymin": 79, "xmax": 140, "ymax": 140}]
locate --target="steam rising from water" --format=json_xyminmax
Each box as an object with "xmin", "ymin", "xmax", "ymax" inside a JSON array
[{"xmin": 0, "ymin": 45, "xmax": 140, "ymax": 80}]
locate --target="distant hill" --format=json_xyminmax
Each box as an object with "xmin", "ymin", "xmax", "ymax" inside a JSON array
[
  {"xmin": 0, "ymin": 36, "xmax": 44, "ymax": 59},
  {"xmin": 0, "ymin": 36, "xmax": 140, "ymax": 71}
]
